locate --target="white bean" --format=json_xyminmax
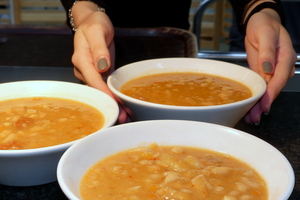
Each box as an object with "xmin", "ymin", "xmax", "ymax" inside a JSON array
[
  {"xmin": 235, "ymin": 182, "xmax": 249, "ymax": 192},
  {"xmin": 240, "ymin": 194, "xmax": 253, "ymax": 200},
  {"xmin": 212, "ymin": 167, "xmax": 231, "ymax": 175},
  {"xmin": 223, "ymin": 195, "xmax": 238, "ymax": 200},
  {"xmin": 163, "ymin": 171, "xmax": 180, "ymax": 184}
]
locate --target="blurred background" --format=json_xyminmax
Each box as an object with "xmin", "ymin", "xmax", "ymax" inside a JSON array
[
  {"xmin": 0, "ymin": 0, "xmax": 232, "ymax": 51},
  {"xmin": 0, "ymin": 0, "xmax": 299, "ymax": 90}
]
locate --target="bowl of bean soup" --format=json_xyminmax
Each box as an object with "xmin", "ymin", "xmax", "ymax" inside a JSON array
[
  {"xmin": 57, "ymin": 120, "xmax": 294, "ymax": 200},
  {"xmin": 0, "ymin": 80, "xmax": 119, "ymax": 186},
  {"xmin": 107, "ymin": 58, "xmax": 267, "ymax": 127}
]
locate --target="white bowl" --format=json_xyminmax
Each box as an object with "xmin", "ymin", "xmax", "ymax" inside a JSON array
[
  {"xmin": 107, "ymin": 58, "xmax": 267, "ymax": 127},
  {"xmin": 57, "ymin": 120, "xmax": 294, "ymax": 200},
  {"xmin": 0, "ymin": 80, "xmax": 119, "ymax": 186}
]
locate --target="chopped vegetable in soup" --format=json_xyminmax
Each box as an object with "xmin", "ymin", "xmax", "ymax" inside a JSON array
[
  {"xmin": 80, "ymin": 143, "xmax": 268, "ymax": 200},
  {"xmin": 0, "ymin": 97, "xmax": 104, "ymax": 150},
  {"xmin": 121, "ymin": 72, "xmax": 252, "ymax": 106}
]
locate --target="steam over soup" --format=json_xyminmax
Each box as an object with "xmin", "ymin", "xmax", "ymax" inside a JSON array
[
  {"xmin": 80, "ymin": 143, "xmax": 268, "ymax": 200},
  {"xmin": 121, "ymin": 72, "xmax": 252, "ymax": 106},
  {"xmin": 0, "ymin": 97, "xmax": 104, "ymax": 150}
]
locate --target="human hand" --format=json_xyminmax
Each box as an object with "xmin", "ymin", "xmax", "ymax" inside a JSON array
[
  {"xmin": 244, "ymin": 8, "xmax": 296, "ymax": 124},
  {"xmin": 70, "ymin": 2, "xmax": 129, "ymax": 123}
]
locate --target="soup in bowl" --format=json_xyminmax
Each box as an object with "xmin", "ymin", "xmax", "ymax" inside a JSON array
[
  {"xmin": 0, "ymin": 80, "xmax": 119, "ymax": 186},
  {"xmin": 57, "ymin": 120, "xmax": 294, "ymax": 200},
  {"xmin": 107, "ymin": 58, "xmax": 267, "ymax": 127}
]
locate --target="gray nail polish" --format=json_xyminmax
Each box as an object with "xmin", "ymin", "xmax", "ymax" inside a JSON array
[
  {"xmin": 97, "ymin": 58, "xmax": 108, "ymax": 71},
  {"xmin": 262, "ymin": 61, "xmax": 273, "ymax": 73}
]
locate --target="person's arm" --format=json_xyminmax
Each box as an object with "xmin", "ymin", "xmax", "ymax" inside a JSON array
[
  {"xmin": 60, "ymin": 0, "xmax": 112, "ymax": 72},
  {"xmin": 60, "ymin": 0, "xmax": 129, "ymax": 124},
  {"xmin": 230, "ymin": 0, "xmax": 296, "ymax": 125}
]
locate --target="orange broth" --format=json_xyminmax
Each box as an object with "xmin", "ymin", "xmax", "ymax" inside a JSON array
[
  {"xmin": 121, "ymin": 72, "xmax": 252, "ymax": 106},
  {"xmin": 0, "ymin": 97, "xmax": 104, "ymax": 150},
  {"xmin": 80, "ymin": 143, "xmax": 268, "ymax": 200}
]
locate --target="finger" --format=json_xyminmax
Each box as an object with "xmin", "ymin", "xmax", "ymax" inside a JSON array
[
  {"xmin": 75, "ymin": 62, "xmax": 130, "ymax": 123},
  {"xmin": 74, "ymin": 56, "xmax": 130, "ymax": 123},
  {"xmin": 244, "ymin": 38, "xmax": 259, "ymax": 72},
  {"xmin": 83, "ymin": 16, "xmax": 114, "ymax": 73},
  {"xmin": 256, "ymin": 30, "xmax": 278, "ymax": 83},
  {"xmin": 72, "ymin": 31, "xmax": 105, "ymax": 88},
  {"xmin": 244, "ymin": 38, "xmax": 273, "ymax": 84},
  {"xmin": 259, "ymin": 58, "xmax": 296, "ymax": 114},
  {"xmin": 244, "ymin": 100, "xmax": 263, "ymax": 125},
  {"xmin": 87, "ymin": 34, "xmax": 111, "ymax": 73},
  {"xmin": 73, "ymin": 67, "xmax": 86, "ymax": 83},
  {"xmin": 254, "ymin": 65, "xmax": 285, "ymax": 115},
  {"xmin": 83, "ymin": 67, "xmax": 112, "ymax": 95},
  {"xmin": 117, "ymin": 106, "xmax": 131, "ymax": 124},
  {"xmin": 72, "ymin": 30, "xmax": 129, "ymax": 123}
]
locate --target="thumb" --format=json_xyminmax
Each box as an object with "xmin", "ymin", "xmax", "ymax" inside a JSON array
[
  {"xmin": 89, "ymin": 36, "xmax": 112, "ymax": 73},
  {"xmin": 84, "ymin": 24, "xmax": 114, "ymax": 73},
  {"xmin": 256, "ymin": 28, "xmax": 278, "ymax": 82}
]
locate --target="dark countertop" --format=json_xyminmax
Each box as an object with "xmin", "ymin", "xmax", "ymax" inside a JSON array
[{"xmin": 0, "ymin": 25, "xmax": 299, "ymax": 200}]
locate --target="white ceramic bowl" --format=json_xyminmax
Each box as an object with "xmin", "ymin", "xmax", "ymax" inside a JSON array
[
  {"xmin": 107, "ymin": 58, "xmax": 267, "ymax": 127},
  {"xmin": 0, "ymin": 80, "xmax": 119, "ymax": 186},
  {"xmin": 57, "ymin": 120, "xmax": 294, "ymax": 200}
]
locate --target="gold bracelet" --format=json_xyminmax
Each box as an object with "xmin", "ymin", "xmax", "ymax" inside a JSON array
[{"xmin": 68, "ymin": 0, "xmax": 106, "ymax": 32}]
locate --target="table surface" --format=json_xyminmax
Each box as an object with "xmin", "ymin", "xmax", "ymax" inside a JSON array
[{"xmin": 0, "ymin": 25, "xmax": 299, "ymax": 200}]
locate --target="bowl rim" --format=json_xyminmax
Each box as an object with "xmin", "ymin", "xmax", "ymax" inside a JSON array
[
  {"xmin": 0, "ymin": 136, "xmax": 90, "ymax": 156},
  {"xmin": 107, "ymin": 58, "xmax": 267, "ymax": 110},
  {"xmin": 0, "ymin": 80, "xmax": 119, "ymax": 155}
]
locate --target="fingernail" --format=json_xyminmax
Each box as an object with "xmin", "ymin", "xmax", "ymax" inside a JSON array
[
  {"xmin": 262, "ymin": 61, "xmax": 273, "ymax": 74},
  {"xmin": 97, "ymin": 58, "xmax": 108, "ymax": 72},
  {"xmin": 254, "ymin": 116, "xmax": 261, "ymax": 126},
  {"xmin": 264, "ymin": 106, "xmax": 270, "ymax": 116}
]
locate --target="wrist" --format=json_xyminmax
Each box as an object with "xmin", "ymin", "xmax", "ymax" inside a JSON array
[
  {"xmin": 260, "ymin": 8, "xmax": 281, "ymax": 23},
  {"xmin": 69, "ymin": 0, "xmax": 106, "ymax": 32},
  {"xmin": 243, "ymin": 0, "xmax": 275, "ymax": 23},
  {"xmin": 242, "ymin": 1, "xmax": 284, "ymax": 35}
]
